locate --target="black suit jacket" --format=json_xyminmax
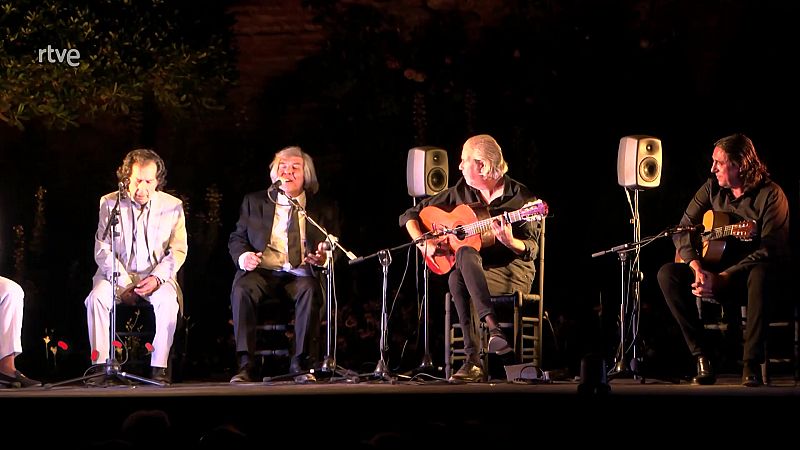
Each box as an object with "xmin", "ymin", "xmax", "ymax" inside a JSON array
[{"xmin": 228, "ymin": 190, "xmax": 338, "ymax": 283}]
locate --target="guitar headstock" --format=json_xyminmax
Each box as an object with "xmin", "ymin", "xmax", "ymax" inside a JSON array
[
  {"xmin": 520, "ymin": 199, "xmax": 549, "ymax": 221},
  {"xmin": 732, "ymin": 219, "xmax": 757, "ymax": 241}
]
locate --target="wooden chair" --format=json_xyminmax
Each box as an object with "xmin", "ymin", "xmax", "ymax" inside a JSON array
[
  {"xmin": 444, "ymin": 218, "xmax": 546, "ymax": 380},
  {"xmin": 698, "ymin": 295, "xmax": 799, "ymax": 383}
]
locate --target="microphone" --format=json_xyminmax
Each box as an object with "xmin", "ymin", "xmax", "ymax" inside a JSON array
[
  {"xmin": 444, "ymin": 226, "xmax": 467, "ymax": 240},
  {"xmin": 269, "ymin": 178, "xmax": 285, "ymax": 191},
  {"xmin": 104, "ymin": 183, "xmax": 125, "ymax": 239},
  {"xmin": 669, "ymin": 224, "xmax": 705, "ymax": 233}
]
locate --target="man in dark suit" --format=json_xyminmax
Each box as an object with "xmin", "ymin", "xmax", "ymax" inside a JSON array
[{"xmin": 228, "ymin": 146, "xmax": 334, "ymax": 383}]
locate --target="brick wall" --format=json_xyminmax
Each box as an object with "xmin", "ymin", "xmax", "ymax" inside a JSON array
[
  {"xmin": 227, "ymin": 0, "xmax": 326, "ymax": 128},
  {"xmin": 225, "ymin": 0, "xmax": 505, "ymax": 129}
]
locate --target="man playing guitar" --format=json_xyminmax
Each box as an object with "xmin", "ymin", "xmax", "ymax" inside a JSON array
[{"xmin": 399, "ymin": 134, "xmax": 544, "ymax": 382}]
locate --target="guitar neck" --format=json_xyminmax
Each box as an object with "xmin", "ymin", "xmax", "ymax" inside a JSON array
[
  {"xmin": 702, "ymin": 224, "xmax": 738, "ymax": 242},
  {"xmin": 459, "ymin": 210, "xmax": 522, "ymax": 237}
]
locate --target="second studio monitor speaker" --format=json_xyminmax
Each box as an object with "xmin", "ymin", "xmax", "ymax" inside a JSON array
[
  {"xmin": 617, "ymin": 135, "xmax": 662, "ymax": 189},
  {"xmin": 407, "ymin": 146, "xmax": 448, "ymax": 197}
]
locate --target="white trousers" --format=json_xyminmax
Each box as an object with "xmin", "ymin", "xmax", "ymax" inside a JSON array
[
  {"xmin": 0, "ymin": 276, "xmax": 24, "ymax": 360},
  {"xmin": 85, "ymin": 278, "xmax": 178, "ymax": 368}
]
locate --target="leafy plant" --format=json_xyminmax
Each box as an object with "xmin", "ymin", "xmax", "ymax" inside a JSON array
[
  {"xmin": 0, "ymin": 0, "xmax": 237, "ymax": 130},
  {"xmin": 115, "ymin": 308, "xmax": 154, "ymax": 370},
  {"xmin": 43, "ymin": 328, "xmax": 70, "ymax": 371}
]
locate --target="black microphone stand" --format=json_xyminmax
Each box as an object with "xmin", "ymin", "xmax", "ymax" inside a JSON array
[
  {"xmin": 349, "ymin": 244, "xmax": 411, "ymax": 382},
  {"xmin": 416, "ymin": 261, "xmax": 434, "ymax": 373},
  {"xmin": 409, "ymin": 197, "xmax": 434, "ymax": 375},
  {"xmin": 348, "ymin": 230, "xmax": 448, "ymax": 382},
  {"xmin": 263, "ymin": 190, "xmax": 359, "ymax": 383},
  {"xmin": 47, "ymin": 184, "xmax": 166, "ymax": 388},
  {"xmin": 591, "ymin": 227, "xmax": 687, "ymax": 383}
]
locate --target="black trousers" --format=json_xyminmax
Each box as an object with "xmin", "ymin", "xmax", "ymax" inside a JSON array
[
  {"xmin": 230, "ymin": 268, "xmax": 321, "ymax": 365},
  {"xmin": 657, "ymin": 261, "xmax": 782, "ymax": 364},
  {"xmin": 448, "ymin": 247, "xmax": 532, "ymax": 360}
]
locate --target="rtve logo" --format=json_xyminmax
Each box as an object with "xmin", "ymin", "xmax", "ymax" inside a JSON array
[{"xmin": 37, "ymin": 45, "xmax": 81, "ymax": 67}]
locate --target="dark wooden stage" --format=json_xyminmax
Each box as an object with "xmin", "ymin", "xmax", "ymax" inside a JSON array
[{"xmin": 3, "ymin": 373, "xmax": 798, "ymax": 447}]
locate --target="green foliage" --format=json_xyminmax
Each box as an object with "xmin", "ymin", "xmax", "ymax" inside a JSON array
[{"xmin": 0, "ymin": 0, "xmax": 237, "ymax": 130}]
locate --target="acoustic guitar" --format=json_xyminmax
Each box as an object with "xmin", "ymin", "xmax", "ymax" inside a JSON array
[
  {"xmin": 674, "ymin": 210, "xmax": 757, "ymax": 265},
  {"xmin": 418, "ymin": 199, "xmax": 548, "ymax": 275}
]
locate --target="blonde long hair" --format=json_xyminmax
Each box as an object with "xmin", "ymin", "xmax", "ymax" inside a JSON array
[{"xmin": 464, "ymin": 134, "xmax": 508, "ymax": 180}]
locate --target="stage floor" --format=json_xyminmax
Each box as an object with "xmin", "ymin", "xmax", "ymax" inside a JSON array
[
  {"xmin": 3, "ymin": 373, "xmax": 799, "ymax": 397},
  {"xmin": 3, "ymin": 374, "xmax": 798, "ymax": 446}
]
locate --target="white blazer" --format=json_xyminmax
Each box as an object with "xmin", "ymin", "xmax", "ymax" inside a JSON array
[{"xmin": 91, "ymin": 190, "xmax": 188, "ymax": 308}]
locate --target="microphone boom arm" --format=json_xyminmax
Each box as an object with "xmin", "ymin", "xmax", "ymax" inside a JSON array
[{"xmin": 284, "ymin": 194, "xmax": 358, "ymax": 261}]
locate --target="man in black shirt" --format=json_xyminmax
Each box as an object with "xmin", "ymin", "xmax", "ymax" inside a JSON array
[
  {"xmin": 657, "ymin": 133, "xmax": 790, "ymax": 387},
  {"xmin": 399, "ymin": 134, "xmax": 542, "ymax": 382}
]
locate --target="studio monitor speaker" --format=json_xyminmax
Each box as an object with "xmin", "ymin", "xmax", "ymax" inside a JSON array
[
  {"xmin": 617, "ymin": 135, "xmax": 662, "ymax": 189},
  {"xmin": 407, "ymin": 146, "xmax": 448, "ymax": 197}
]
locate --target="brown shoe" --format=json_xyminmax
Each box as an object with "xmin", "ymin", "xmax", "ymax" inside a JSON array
[
  {"xmin": 449, "ymin": 360, "xmax": 485, "ymax": 383},
  {"xmin": 229, "ymin": 365, "xmax": 255, "ymax": 383},
  {"xmin": 487, "ymin": 327, "xmax": 512, "ymax": 355}
]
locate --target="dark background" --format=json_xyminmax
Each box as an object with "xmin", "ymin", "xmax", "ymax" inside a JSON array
[{"xmin": 1, "ymin": 0, "xmax": 798, "ymax": 382}]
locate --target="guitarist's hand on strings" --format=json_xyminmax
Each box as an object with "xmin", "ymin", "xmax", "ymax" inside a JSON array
[
  {"xmin": 491, "ymin": 214, "xmax": 526, "ymax": 254},
  {"xmin": 415, "ymin": 238, "xmax": 444, "ymax": 272},
  {"xmin": 416, "ymin": 235, "xmax": 445, "ymax": 258},
  {"xmin": 491, "ymin": 215, "xmax": 514, "ymax": 247},
  {"xmin": 407, "ymin": 219, "xmax": 445, "ymax": 271}
]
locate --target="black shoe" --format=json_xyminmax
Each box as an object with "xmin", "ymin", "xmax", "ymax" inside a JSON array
[
  {"xmin": 0, "ymin": 370, "xmax": 41, "ymax": 388},
  {"xmin": 742, "ymin": 361, "xmax": 764, "ymax": 387},
  {"xmin": 229, "ymin": 364, "xmax": 255, "ymax": 383},
  {"xmin": 448, "ymin": 360, "xmax": 485, "ymax": 383},
  {"xmin": 692, "ymin": 355, "xmax": 716, "ymax": 385},
  {"xmin": 151, "ymin": 367, "xmax": 171, "ymax": 384}
]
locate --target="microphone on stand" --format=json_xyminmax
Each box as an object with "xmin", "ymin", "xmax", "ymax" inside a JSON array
[
  {"xmin": 267, "ymin": 178, "xmax": 292, "ymax": 205},
  {"xmin": 443, "ymin": 226, "xmax": 467, "ymax": 240},
  {"xmin": 268, "ymin": 177, "xmax": 289, "ymax": 192},
  {"xmin": 104, "ymin": 182, "xmax": 125, "ymax": 240},
  {"xmin": 269, "ymin": 178, "xmax": 286, "ymax": 191}
]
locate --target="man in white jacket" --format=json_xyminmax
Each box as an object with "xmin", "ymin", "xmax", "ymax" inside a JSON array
[
  {"xmin": 0, "ymin": 276, "xmax": 40, "ymax": 387},
  {"xmin": 85, "ymin": 148, "xmax": 187, "ymax": 384}
]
